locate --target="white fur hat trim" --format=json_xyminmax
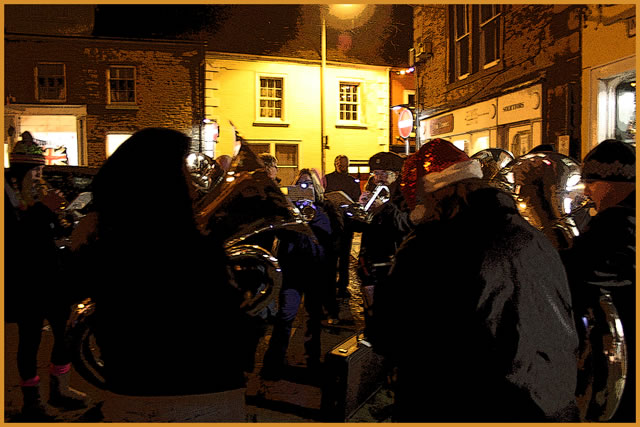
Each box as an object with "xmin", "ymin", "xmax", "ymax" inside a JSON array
[{"xmin": 422, "ymin": 159, "xmax": 483, "ymax": 193}]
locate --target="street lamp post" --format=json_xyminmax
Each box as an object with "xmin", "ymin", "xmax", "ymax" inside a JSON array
[
  {"xmin": 321, "ymin": 14, "xmax": 327, "ymax": 177},
  {"xmin": 320, "ymin": 4, "xmax": 372, "ymax": 177}
]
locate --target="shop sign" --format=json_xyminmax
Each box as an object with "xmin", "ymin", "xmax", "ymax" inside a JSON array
[
  {"xmin": 459, "ymin": 99, "xmax": 497, "ymax": 132},
  {"xmin": 497, "ymin": 84, "xmax": 542, "ymax": 125},
  {"xmin": 429, "ymin": 114, "xmax": 454, "ymax": 136}
]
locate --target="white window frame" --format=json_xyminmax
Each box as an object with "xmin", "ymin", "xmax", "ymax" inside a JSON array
[
  {"xmin": 107, "ymin": 66, "xmax": 136, "ymax": 105},
  {"xmin": 255, "ymin": 73, "xmax": 287, "ymax": 124},
  {"xmin": 337, "ymin": 79, "xmax": 363, "ymax": 125},
  {"xmin": 35, "ymin": 63, "xmax": 66, "ymax": 102},
  {"xmin": 589, "ymin": 56, "xmax": 635, "ymax": 154}
]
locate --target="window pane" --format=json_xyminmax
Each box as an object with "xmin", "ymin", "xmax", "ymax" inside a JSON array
[
  {"xmin": 481, "ymin": 5, "xmax": 495, "ymax": 22},
  {"xmin": 458, "ymin": 36, "xmax": 469, "ymax": 75},
  {"xmin": 456, "ymin": 5, "xmax": 467, "ymax": 37},
  {"xmin": 259, "ymin": 77, "xmax": 284, "ymax": 119},
  {"xmin": 483, "ymin": 20, "xmax": 498, "ymax": 64},
  {"xmin": 247, "ymin": 143, "xmax": 270, "ymax": 156},
  {"xmin": 37, "ymin": 63, "xmax": 65, "ymax": 100},
  {"xmin": 615, "ymin": 80, "xmax": 636, "ymax": 143},
  {"xmin": 109, "ymin": 66, "xmax": 135, "ymax": 104}
]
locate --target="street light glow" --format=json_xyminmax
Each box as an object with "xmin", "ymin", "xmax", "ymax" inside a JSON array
[{"xmin": 329, "ymin": 4, "xmax": 366, "ymax": 19}]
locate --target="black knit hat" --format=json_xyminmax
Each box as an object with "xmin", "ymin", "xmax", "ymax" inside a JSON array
[
  {"xmin": 582, "ymin": 139, "xmax": 635, "ymax": 182},
  {"xmin": 369, "ymin": 151, "xmax": 404, "ymax": 172}
]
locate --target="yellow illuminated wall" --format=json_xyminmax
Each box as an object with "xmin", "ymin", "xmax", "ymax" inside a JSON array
[
  {"xmin": 581, "ymin": 5, "xmax": 636, "ymax": 157},
  {"xmin": 205, "ymin": 52, "xmax": 390, "ymax": 178}
]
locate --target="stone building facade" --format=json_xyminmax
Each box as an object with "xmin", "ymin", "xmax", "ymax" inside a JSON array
[
  {"xmin": 5, "ymin": 33, "xmax": 205, "ymax": 166},
  {"xmin": 412, "ymin": 5, "xmax": 585, "ymax": 159}
]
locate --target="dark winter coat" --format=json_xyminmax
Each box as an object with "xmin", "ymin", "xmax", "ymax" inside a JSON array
[
  {"xmin": 83, "ymin": 128, "xmax": 252, "ymax": 396},
  {"xmin": 561, "ymin": 190, "xmax": 635, "ymax": 422},
  {"xmin": 376, "ymin": 179, "xmax": 579, "ymax": 422},
  {"xmin": 358, "ymin": 181, "xmax": 413, "ymax": 285},
  {"xmin": 4, "ymin": 187, "xmax": 65, "ymax": 322},
  {"xmin": 324, "ymin": 171, "xmax": 361, "ymax": 203}
]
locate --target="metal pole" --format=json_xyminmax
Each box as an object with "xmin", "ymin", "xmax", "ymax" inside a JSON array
[{"xmin": 320, "ymin": 15, "xmax": 327, "ymax": 177}]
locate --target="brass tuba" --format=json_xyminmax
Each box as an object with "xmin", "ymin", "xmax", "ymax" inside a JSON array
[
  {"xmin": 496, "ymin": 151, "xmax": 626, "ymax": 422},
  {"xmin": 495, "ymin": 151, "xmax": 592, "ymax": 250},
  {"xmin": 191, "ymin": 140, "xmax": 316, "ymax": 319}
]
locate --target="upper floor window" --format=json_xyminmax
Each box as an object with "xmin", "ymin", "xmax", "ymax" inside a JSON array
[
  {"xmin": 36, "ymin": 63, "xmax": 66, "ymax": 101},
  {"xmin": 453, "ymin": 5, "xmax": 470, "ymax": 79},
  {"xmin": 480, "ymin": 5, "xmax": 501, "ymax": 67},
  {"xmin": 339, "ymin": 82, "xmax": 360, "ymax": 122},
  {"xmin": 449, "ymin": 5, "xmax": 501, "ymax": 82},
  {"xmin": 108, "ymin": 66, "xmax": 136, "ymax": 104},
  {"xmin": 259, "ymin": 77, "xmax": 283, "ymax": 119}
]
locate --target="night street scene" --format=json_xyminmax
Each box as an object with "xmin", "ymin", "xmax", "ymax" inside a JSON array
[{"xmin": 3, "ymin": 3, "xmax": 636, "ymax": 423}]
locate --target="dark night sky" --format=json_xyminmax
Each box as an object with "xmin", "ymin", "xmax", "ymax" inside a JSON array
[{"xmin": 93, "ymin": 4, "xmax": 413, "ymax": 67}]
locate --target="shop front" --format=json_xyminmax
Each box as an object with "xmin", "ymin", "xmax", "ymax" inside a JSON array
[
  {"xmin": 419, "ymin": 84, "xmax": 544, "ymax": 157},
  {"xmin": 5, "ymin": 104, "xmax": 87, "ymax": 166}
]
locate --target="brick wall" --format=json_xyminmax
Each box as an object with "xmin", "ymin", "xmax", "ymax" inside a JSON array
[
  {"xmin": 413, "ymin": 5, "xmax": 584, "ymax": 157},
  {"xmin": 5, "ymin": 34, "xmax": 205, "ymax": 166}
]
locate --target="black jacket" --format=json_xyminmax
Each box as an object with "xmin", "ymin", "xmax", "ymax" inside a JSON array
[
  {"xmin": 358, "ymin": 181, "xmax": 413, "ymax": 280},
  {"xmin": 561, "ymin": 190, "xmax": 635, "ymax": 422},
  {"xmin": 324, "ymin": 171, "xmax": 361, "ymax": 203},
  {"xmin": 376, "ymin": 179, "xmax": 579, "ymax": 422}
]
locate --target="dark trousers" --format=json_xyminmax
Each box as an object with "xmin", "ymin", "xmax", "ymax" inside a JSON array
[
  {"xmin": 17, "ymin": 305, "xmax": 71, "ymax": 381},
  {"xmin": 263, "ymin": 286, "xmax": 323, "ymax": 368},
  {"xmin": 336, "ymin": 231, "xmax": 354, "ymax": 291}
]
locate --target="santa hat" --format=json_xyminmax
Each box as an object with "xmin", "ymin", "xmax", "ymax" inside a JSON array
[
  {"xmin": 400, "ymin": 138, "xmax": 483, "ymax": 209},
  {"xmin": 582, "ymin": 139, "xmax": 635, "ymax": 183},
  {"xmin": 9, "ymin": 132, "xmax": 45, "ymax": 166}
]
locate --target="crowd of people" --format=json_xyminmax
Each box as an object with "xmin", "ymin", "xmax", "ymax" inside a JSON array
[{"xmin": 4, "ymin": 127, "xmax": 635, "ymax": 422}]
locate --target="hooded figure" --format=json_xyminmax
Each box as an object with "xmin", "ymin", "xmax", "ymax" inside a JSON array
[
  {"xmin": 81, "ymin": 128, "xmax": 253, "ymax": 400},
  {"xmin": 375, "ymin": 139, "xmax": 579, "ymax": 422}
]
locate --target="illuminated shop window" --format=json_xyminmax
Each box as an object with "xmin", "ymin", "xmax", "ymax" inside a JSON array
[
  {"xmin": 106, "ymin": 133, "xmax": 131, "ymax": 157},
  {"xmin": 108, "ymin": 66, "xmax": 136, "ymax": 104},
  {"xmin": 615, "ymin": 80, "xmax": 636, "ymax": 143},
  {"xmin": 36, "ymin": 63, "xmax": 66, "ymax": 101},
  {"xmin": 339, "ymin": 82, "xmax": 360, "ymax": 122}
]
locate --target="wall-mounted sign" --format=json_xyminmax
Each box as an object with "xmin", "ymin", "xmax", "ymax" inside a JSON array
[
  {"xmin": 430, "ymin": 114, "xmax": 454, "ymax": 136},
  {"xmin": 497, "ymin": 84, "xmax": 542, "ymax": 125}
]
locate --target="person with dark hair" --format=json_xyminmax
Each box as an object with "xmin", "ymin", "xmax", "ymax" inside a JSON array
[
  {"xmin": 75, "ymin": 128, "xmax": 254, "ymax": 414},
  {"xmin": 323, "ymin": 155, "xmax": 361, "ymax": 202},
  {"xmin": 561, "ymin": 139, "xmax": 635, "ymax": 422},
  {"xmin": 323, "ymin": 155, "xmax": 361, "ymax": 299},
  {"xmin": 324, "ymin": 154, "xmax": 361, "ymax": 298},
  {"xmin": 375, "ymin": 139, "xmax": 580, "ymax": 422},
  {"xmin": 5, "ymin": 132, "xmax": 89, "ymax": 421}
]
